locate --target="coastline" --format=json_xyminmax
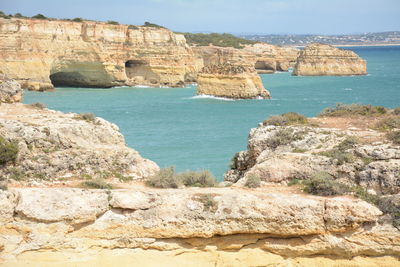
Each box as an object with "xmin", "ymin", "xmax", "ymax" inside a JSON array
[{"xmin": 293, "ymin": 43, "xmax": 400, "ymax": 48}]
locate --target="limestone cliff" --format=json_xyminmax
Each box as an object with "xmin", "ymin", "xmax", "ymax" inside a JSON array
[
  {"xmin": 293, "ymin": 43, "xmax": 367, "ymax": 76},
  {"xmin": 224, "ymin": 114, "xmax": 399, "ymax": 192},
  {"xmin": 0, "ymin": 187, "xmax": 399, "ymax": 266},
  {"xmin": 0, "ymin": 75, "xmax": 22, "ymax": 103},
  {"xmin": 0, "ymin": 103, "xmax": 159, "ymax": 181},
  {"xmin": 197, "ymin": 64, "xmax": 271, "ymax": 99},
  {"xmin": 0, "ymin": 18, "xmax": 199, "ymax": 90}
]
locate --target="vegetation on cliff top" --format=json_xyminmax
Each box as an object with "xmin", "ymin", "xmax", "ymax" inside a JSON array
[
  {"xmin": 0, "ymin": 136, "xmax": 18, "ymax": 166},
  {"xmin": 146, "ymin": 167, "xmax": 217, "ymax": 188},
  {"xmin": 319, "ymin": 103, "xmax": 387, "ymax": 117},
  {"xmin": 180, "ymin": 32, "xmax": 257, "ymax": 49},
  {"xmin": 263, "ymin": 112, "xmax": 308, "ymax": 126}
]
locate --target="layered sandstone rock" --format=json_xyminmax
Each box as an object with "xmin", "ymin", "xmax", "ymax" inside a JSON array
[
  {"xmin": 197, "ymin": 64, "xmax": 271, "ymax": 99},
  {"xmin": 0, "ymin": 18, "xmax": 199, "ymax": 90},
  {"xmin": 0, "ymin": 187, "xmax": 399, "ymax": 266},
  {"xmin": 193, "ymin": 44, "xmax": 299, "ymax": 74},
  {"xmin": 293, "ymin": 43, "xmax": 367, "ymax": 76},
  {"xmin": 0, "ymin": 103, "xmax": 159, "ymax": 181},
  {"xmin": 0, "ymin": 75, "xmax": 22, "ymax": 103}
]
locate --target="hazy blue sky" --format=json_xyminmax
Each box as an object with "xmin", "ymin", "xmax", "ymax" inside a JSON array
[{"xmin": 1, "ymin": 0, "xmax": 399, "ymax": 34}]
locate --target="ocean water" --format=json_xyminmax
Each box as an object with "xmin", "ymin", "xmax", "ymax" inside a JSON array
[{"xmin": 24, "ymin": 46, "xmax": 400, "ymax": 180}]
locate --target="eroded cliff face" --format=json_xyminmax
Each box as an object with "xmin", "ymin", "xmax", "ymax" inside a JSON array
[
  {"xmin": 292, "ymin": 43, "xmax": 367, "ymax": 76},
  {"xmin": 197, "ymin": 64, "xmax": 271, "ymax": 99},
  {"xmin": 0, "ymin": 18, "xmax": 199, "ymax": 90},
  {"xmin": 0, "ymin": 187, "xmax": 399, "ymax": 266}
]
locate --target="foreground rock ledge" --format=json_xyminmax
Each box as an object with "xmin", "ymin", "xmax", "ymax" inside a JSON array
[{"xmin": 0, "ymin": 187, "xmax": 399, "ymax": 266}]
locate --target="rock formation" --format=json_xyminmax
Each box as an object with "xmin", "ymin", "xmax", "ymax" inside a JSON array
[
  {"xmin": 0, "ymin": 187, "xmax": 399, "ymax": 266},
  {"xmin": 197, "ymin": 64, "xmax": 271, "ymax": 99},
  {"xmin": 0, "ymin": 75, "xmax": 22, "ymax": 103},
  {"xmin": 0, "ymin": 102, "xmax": 159, "ymax": 182},
  {"xmin": 0, "ymin": 18, "xmax": 199, "ymax": 90},
  {"xmin": 243, "ymin": 43, "xmax": 299, "ymax": 73},
  {"xmin": 225, "ymin": 116, "xmax": 399, "ymax": 193},
  {"xmin": 292, "ymin": 43, "xmax": 367, "ymax": 76}
]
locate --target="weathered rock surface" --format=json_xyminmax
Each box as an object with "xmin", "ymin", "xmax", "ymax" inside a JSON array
[
  {"xmin": 0, "ymin": 103, "xmax": 159, "ymax": 180},
  {"xmin": 0, "ymin": 75, "xmax": 22, "ymax": 103},
  {"xmin": 0, "ymin": 187, "xmax": 399, "ymax": 266},
  {"xmin": 197, "ymin": 64, "xmax": 271, "ymax": 99},
  {"xmin": 0, "ymin": 18, "xmax": 199, "ymax": 90},
  {"xmin": 225, "ymin": 123, "xmax": 400, "ymax": 194},
  {"xmin": 293, "ymin": 43, "xmax": 367, "ymax": 76}
]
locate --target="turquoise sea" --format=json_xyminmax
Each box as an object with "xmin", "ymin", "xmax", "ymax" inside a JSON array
[{"xmin": 24, "ymin": 46, "xmax": 400, "ymax": 180}]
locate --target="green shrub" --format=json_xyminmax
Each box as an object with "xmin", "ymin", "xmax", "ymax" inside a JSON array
[
  {"xmin": 375, "ymin": 117, "xmax": 400, "ymax": 130},
  {"xmin": 178, "ymin": 170, "xmax": 217, "ymax": 187},
  {"xmin": 319, "ymin": 103, "xmax": 387, "ymax": 117},
  {"xmin": 145, "ymin": 167, "xmax": 181, "ymax": 188},
  {"xmin": 146, "ymin": 167, "xmax": 217, "ymax": 188},
  {"xmin": 32, "ymin": 14, "xmax": 47, "ymax": 19},
  {"xmin": 303, "ymin": 172, "xmax": 351, "ymax": 196},
  {"xmin": 72, "ymin": 17, "xmax": 83, "ymax": 22},
  {"xmin": 394, "ymin": 107, "xmax": 400, "ymax": 115},
  {"xmin": 0, "ymin": 137, "xmax": 18, "ymax": 165},
  {"xmin": 287, "ymin": 178, "xmax": 301, "ymax": 186},
  {"xmin": 266, "ymin": 128, "xmax": 304, "ymax": 149},
  {"xmin": 292, "ymin": 148, "xmax": 308, "ymax": 153},
  {"xmin": 318, "ymin": 136, "xmax": 358, "ymax": 165},
  {"xmin": 14, "ymin": 13, "xmax": 25, "ymax": 18},
  {"xmin": 0, "ymin": 184, "xmax": 7, "ymax": 191},
  {"xmin": 82, "ymin": 179, "xmax": 113, "ymax": 189},
  {"xmin": 74, "ymin": 112, "xmax": 96, "ymax": 122},
  {"xmin": 29, "ymin": 102, "xmax": 46, "ymax": 109},
  {"xmin": 143, "ymin": 21, "xmax": 165, "ymax": 28},
  {"xmin": 128, "ymin": 25, "xmax": 139, "ymax": 30},
  {"xmin": 194, "ymin": 194, "xmax": 218, "ymax": 212},
  {"xmin": 263, "ymin": 112, "xmax": 308, "ymax": 126},
  {"xmin": 182, "ymin": 32, "xmax": 257, "ymax": 49},
  {"xmin": 244, "ymin": 175, "xmax": 261, "ymax": 188},
  {"xmin": 107, "ymin": 20, "xmax": 119, "ymax": 25},
  {"xmin": 387, "ymin": 130, "xmax": 400, "ymax": 145}
]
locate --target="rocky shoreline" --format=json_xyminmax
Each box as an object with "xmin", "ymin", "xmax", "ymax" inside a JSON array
[{"xmin": 0, "ymin": 77, "xmax": 399, "ymax": 265}]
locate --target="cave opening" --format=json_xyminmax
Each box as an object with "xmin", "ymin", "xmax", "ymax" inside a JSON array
[
  {"xmin": 125, "ymin": 60, "xmax": 160, "ymax": 85},
  {"xmin": 254, "ymin": 61, "xmax": 276, "ymax": 74},
  {"xmin": 49, "ymin": 71, "xmax": 87, "ymax": 87}
]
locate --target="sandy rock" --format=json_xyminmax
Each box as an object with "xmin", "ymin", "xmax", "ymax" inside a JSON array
[
  {"xmin": 110, "ymin": 190, "xmax": 161, "ymax": 210},
  {"xmin": 14, "ymin": 188, "xmax": 109, "ymax": 224},
  {"xmin": 0, "ymin": 190, "xmax": 18, "ymax": 223},
  {"xmin": 293, "ymin": 43, "xmax": 367, "ymax": 76}
]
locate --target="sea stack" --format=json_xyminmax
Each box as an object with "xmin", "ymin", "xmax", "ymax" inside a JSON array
[
  {"xmin": 293, "ymin": 43, "xmax": 367, "ymax": 76},
  {"xmin": 197, "ymin": 64, "xmax": 271, "ymax": 99}
]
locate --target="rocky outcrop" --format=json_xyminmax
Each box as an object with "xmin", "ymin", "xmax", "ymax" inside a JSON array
[
  {"xmin": 0, "ymin": 75, "xmax": 22, "ymax": 103},
  {"xmin": 0, "ymin": 103, "xmax": 159, "ymax": 181},
  {"xmin": 243, "ymin": 43, "xmax": 299, "ymax": 72},
  {"xmin": 0, "ymin": 187, "xmax": 399, "ymax": 266},
  {"xmin": 224, "ymin": 121, "xmax": 399, "ymax": 194},
  {"xmin": 0, "ymin": 18, "xmax": 199, "ymax": 90},
  {"xmin": 197, "ymin": 64, "xmax": 271, "ymax": 99},
  {"xmin": 293, "ymin": 43, "xmax": 367, "ymax": 76},
  {"xmin": 193, "ymin": 44, "xmax": 299, "ymax": 74}
]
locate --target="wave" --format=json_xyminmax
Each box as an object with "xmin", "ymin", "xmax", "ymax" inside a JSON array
[
  {"xmin": 189, "ymin": 94, "xmax": 236, "ymax": 101},
  {"xmin": 344, "ymin": 88, "xmax": 353, "ymax": 91}
]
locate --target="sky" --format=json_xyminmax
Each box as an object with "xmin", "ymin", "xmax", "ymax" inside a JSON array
[{"xmin": 1, "ymin": 0, "xmax": 399, "ymax": 35}]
